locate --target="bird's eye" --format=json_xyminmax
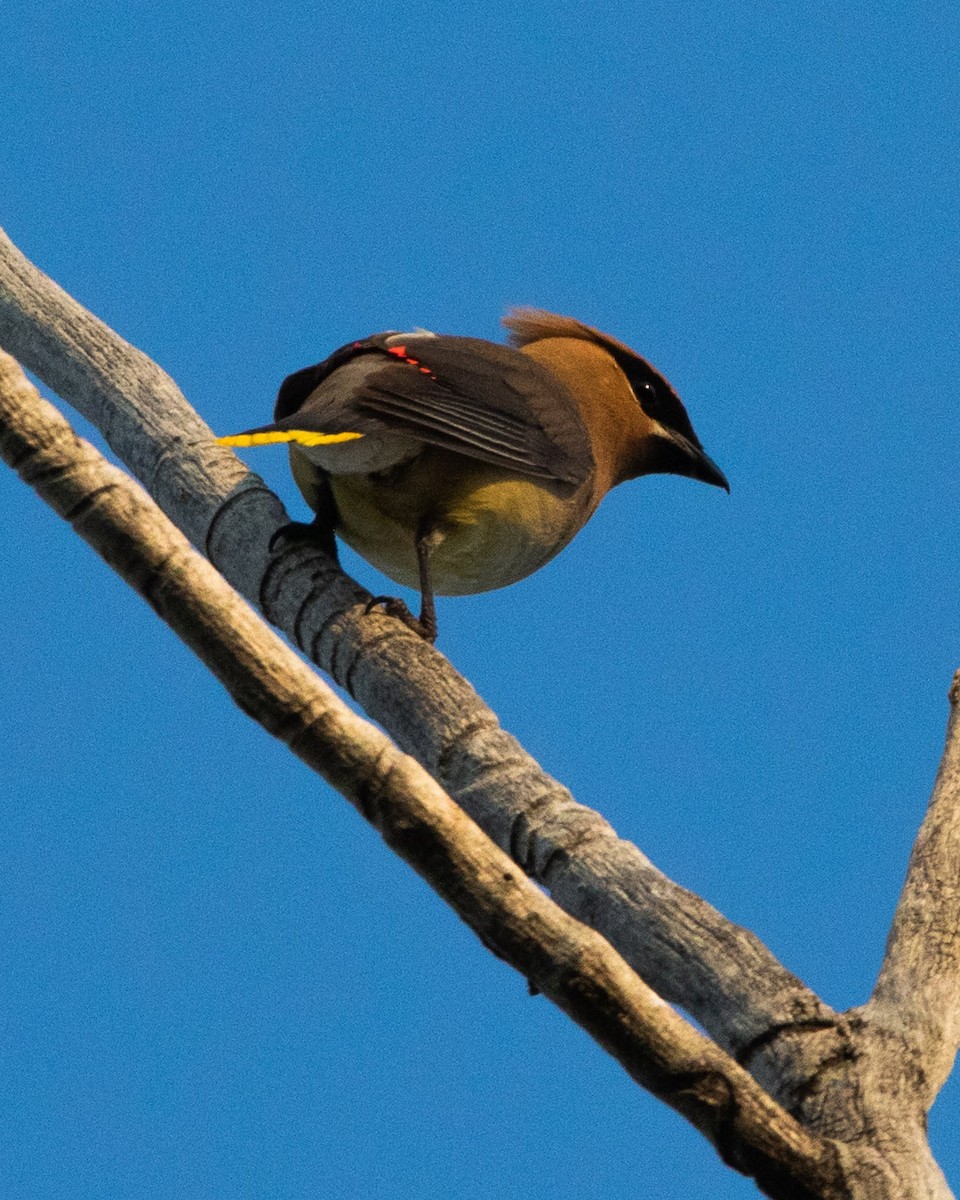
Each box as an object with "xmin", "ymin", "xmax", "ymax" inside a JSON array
[{"xmin": 635, "ymin": 380, "xmax": 661, "ymax": 414}]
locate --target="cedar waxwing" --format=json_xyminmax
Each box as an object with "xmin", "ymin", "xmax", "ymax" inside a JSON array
[{"xmin": 218, "ymin": 309, "xmax": 728, "ymax": 641}]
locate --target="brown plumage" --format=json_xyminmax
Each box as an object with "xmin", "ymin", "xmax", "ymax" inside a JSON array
[{"xmin": 218, "ymin": 308, "xmax": 728, "ymax": 641}]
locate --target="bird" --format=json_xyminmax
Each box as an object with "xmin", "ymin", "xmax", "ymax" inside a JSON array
[{"xmin": 217, "ymin": 308, "xmax": 728, "ymax": 642}]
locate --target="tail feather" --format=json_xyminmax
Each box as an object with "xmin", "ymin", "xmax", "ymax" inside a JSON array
[{"xmin": 217, "ymin": 429, "xmax": 363, "ymax": 449}]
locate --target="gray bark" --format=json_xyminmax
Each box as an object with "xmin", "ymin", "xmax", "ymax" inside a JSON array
[
  {"xmin": 872, "ymin": 675, "xmax": 960, "ymax": 1102},
  {"xmin": 0, "ymin": 224, "xmax": 825, "ymax": 1052},
  {"xmin": 2, "ymin": 228, "xmax": 959, "ymax": 1197},
  {"xmin": 0, "ymin": 351, "xmax": 843, "ymax": 1200}
]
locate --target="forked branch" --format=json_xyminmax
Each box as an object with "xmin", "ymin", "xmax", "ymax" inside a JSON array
[
  {"xmin": 0, "ymin": 352, "xmax": 843, "ymax": 1200},
  {"xmin": 0, "ymin": 225, "xmax": 827, "ymax": 1053},
  {"xmin": 5, "ymin": 227, "xmax": 960, "ymax": 1197}
]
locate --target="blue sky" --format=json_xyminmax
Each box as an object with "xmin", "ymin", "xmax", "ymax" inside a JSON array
[{"xmin": 3, "ymin": 2, "xmax": 960, "ymax": 1196}]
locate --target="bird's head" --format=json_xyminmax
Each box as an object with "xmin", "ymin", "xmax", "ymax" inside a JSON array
[{"xmin": 503, "ymin": 308, "xmax": 729, "ymax": 493}]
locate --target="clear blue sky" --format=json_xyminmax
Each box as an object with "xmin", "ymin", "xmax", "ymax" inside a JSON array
[{"xmin": 3, "ymin": 2, "xmax": 960, "ymax": 1196}]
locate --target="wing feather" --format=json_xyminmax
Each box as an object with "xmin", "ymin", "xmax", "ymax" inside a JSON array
[{"xmin": 272, "ymin": 332, "xmax": 594, "ymax": 488}]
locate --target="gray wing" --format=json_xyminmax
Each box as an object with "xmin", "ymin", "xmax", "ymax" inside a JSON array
[{"xmin": 269, "ymin": 333, "xmax": 594, "ymax": 489}]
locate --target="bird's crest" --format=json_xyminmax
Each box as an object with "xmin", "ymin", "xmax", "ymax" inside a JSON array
[{"xmin": 502, "ymin": 308, "xmax": 644, "ymax": 364}]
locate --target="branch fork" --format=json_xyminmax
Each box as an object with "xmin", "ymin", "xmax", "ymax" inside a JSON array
[{"xmin": 3, "ymin": 227, "xmax": 959, "ymax": 1198}]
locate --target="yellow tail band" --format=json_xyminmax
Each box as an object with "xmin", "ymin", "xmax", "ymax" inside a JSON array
[{"xmin": 217, "ymin": 430, "xmax": 364, "ymax": 448}]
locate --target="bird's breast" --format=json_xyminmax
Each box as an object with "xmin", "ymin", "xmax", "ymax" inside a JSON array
[{"xmin": 324, "ymin": 449, "xmax": 595, "ymax": 596}]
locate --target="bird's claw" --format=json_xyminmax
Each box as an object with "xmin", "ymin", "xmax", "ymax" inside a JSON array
[{"xmin": 365, "ymin": 595, "xmax": 437, "ymax": 643}]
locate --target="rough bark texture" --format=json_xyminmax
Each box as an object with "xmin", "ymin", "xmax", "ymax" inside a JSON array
[
  {"xmin": 0, "ymin": 353, "xmax": 843, "ymax": 1200},
  {"xmin": 0, "ymin": 224, "xmax": 825, "ymax": 1053},
  {"xmin": 871, "ymin": 675, "xmax": 960, "ymax": 1102},
  {"xmin": 2, "ymin": 227, "xmax": 960, "ymax": 1197}
]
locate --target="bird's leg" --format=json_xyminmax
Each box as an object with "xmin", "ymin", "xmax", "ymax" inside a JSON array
[
  {"xmin": 366, "ymin": 522, "xmax": 444, "ymax": 643},
  {"xmin": 413, "ymin": 524, "xmax": 444, "ymax": 642},
  {"xmin": 268, "ymin": 475, "xmax": 340, "ymax": 562}
]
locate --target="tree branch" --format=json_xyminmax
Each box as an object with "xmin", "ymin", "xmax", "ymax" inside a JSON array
[
  {"xmin": 869, "ymin": 674, "xmax": 960, "ymax": 1104},
  {"xmin": 0, "ymin": 351, "xmax": 846, "ymax": 1200},
  {"xmin": 0, "ymin": 224, "xmax": 833, "ymax": 1054}
]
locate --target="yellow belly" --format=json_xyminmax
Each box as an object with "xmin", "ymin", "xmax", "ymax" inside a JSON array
[{"xmin": 295, "ymin": 447, "xmax": 594, "ymax": 596}]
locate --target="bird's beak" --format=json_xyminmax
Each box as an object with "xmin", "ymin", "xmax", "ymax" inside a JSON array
[{"xmin": 662, "ymin": 430, "xmax": 730, "ymax": 492}]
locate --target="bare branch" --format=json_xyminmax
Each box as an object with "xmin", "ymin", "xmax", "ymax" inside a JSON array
[
  {"xmin": 0, "ymin": 352, "xmax": 846, "ymax": 1200},
  {"xmin": 0, "ymin": 225, "xmax": 832, "ymax": 1053},
  {"xmin": 869, "ymin": 675, "xmax": 960, "ymax": 1103}
]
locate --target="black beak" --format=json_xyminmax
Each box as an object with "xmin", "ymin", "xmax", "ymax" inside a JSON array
[{"xmin": 660, "ymin": 431, "xmax": 730, "ymax": 492}]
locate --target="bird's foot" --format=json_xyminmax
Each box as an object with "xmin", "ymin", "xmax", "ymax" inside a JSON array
[
  {"xmin": 269, "ymin": 520, "xmax": 338, "ymax": 561},
  {"xmin": 365, "ymin": 595, "xmax": 437, "ymax": 644}
]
